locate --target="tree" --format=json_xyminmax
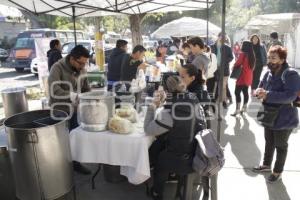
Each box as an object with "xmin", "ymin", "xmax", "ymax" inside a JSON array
[{"xmin": 129, "ymin": 13, "xmax": 146, "ymax": 47}]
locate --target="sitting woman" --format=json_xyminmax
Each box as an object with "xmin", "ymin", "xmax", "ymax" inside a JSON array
[
  {"xmin": 179, "ymin": 64, "xmax": 211, "ymax": 122},
  {"xmin": 144, "ymin": 75, "xmax": 207, "ymax": 200}
]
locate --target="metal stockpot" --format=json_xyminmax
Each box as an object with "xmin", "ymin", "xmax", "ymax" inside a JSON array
[
  {"xmin": 1, "ymin": 87, "xmax": 28, "ymax": 118},
  {"xmin": 0, "ymin": 146, "xmax": 15, "ymax": 200},
  {"xmin": 79, "ymin": 91, "xmax": 115, "ymax": 131},
  {"xmin": 4, "ymin": 110, "xmax": 73, "ymax": 200}
]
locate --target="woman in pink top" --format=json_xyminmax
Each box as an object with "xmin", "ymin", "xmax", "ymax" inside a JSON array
[{"xmin": 231, "ymin": 41, "xmax": 256, "ymax": 116}]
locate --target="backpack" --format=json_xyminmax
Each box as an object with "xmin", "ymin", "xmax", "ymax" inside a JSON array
[
  {"xmin": 281, "ymin": 68, "xmax": 300, "ymax": 107},
  {"xmin": 192, "ymin": 129, "xmax": 225, "ymax": 177}
]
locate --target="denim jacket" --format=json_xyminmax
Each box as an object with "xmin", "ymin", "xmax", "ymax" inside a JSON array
[{"xmin": 259, "ymin": 63, "xmax": 300, "ymax": 130}]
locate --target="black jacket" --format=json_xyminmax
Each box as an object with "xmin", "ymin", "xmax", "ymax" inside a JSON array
[
  {"xmin": 47, "ymin": 49, "xmax": 62, "ymax": 71},
  {"xmin": 187, "ymin": 81, "xmax": 210, "ymax": 104},
  {"xmin": 187, "ymin": 81, "xmax": 211, "ymax": 128},
  {"xmin": 120, "ymin": 54, "xmax": 142, "ymax": 81},
  {"xmin": 211, "ymin": 43, "xmax": 233, "ymax": 76},
  {"xmin": 107, "ymin": 48, "xmax": 126, "ymax": 81},
  {"xmin": 159, "ymin": 93, "xmax": 206, "ymax": 174}
]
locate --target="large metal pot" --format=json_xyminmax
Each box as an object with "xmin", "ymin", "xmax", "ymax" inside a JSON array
[
  {"xmin": 4, "ymin": 110, "xmax": 73, "ymax": 200},
  {"xmin": 78, "ymin": 91, "xmax": 115, "ymax": 131},
  {"xmin": 0, "ymin": 146, "xmax": 15, "ymax": 200},
  {"xmin": 1, "ymin": 87, "xmax": 28, "ymax": 118}
]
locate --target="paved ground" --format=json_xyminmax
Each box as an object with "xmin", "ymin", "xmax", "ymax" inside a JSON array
[
  {"xmin": 0, "ymin": 65, "xmax": 39, "ymax": 118},
  {"xmin": 0, "ymin": 65, "xmax": 39, "ymax": 93},
  {"xmin": 0, "ymin": 65, "xmax": 300, "ymax": 200}
]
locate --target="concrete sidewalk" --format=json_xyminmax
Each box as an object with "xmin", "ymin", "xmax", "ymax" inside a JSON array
[
  {"xmin": 1, "ymin": 97, "xmax": 299, "ymax": 200},
  {"xmin": 214, "ymin": 99, "xmax": 300, "ymax": 200}
]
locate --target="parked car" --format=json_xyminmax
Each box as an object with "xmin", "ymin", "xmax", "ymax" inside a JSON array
[
  {"xmin": 61, "ymin": 40, "xmax": 113, "ymax": 64},
  {"xmin": 30, "ymin": 57, "xmax": 47, "ymax": 75},
  {"xmin": 0, "ymin": 48, "xmax": 9, "ymax": 61}
]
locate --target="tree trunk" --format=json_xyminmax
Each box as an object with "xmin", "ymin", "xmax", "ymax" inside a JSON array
[{"xmin": 129, "ymin": 14, "xmax": 146, "ymax": 47}]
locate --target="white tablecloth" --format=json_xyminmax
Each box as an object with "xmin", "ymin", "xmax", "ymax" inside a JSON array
[{"xmin": 69, "ymin": 126, "xmax": 154, "ymax": 185}]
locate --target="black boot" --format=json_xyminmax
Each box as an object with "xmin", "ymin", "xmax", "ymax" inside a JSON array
[
  {"xmin": 149, "ymin": 187, "xmax": 162, "ymax": 200},
  {"xmin": 73, "ymin": 161, "xmax": 91, "ymax": 175}
]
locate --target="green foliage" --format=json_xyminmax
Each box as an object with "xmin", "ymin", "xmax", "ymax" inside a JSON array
[
  {"xmin": 54, "ymin": 16, "xmax": 71, "ymax": 29},
  {"xmin": 57, "ymin": 22, "xmax": 85, "ymax": 30},
  {"xmin": 25, "ymin": 0, "xmax": 299, "ymax": 37},
  {"xmin": 226, "ymin": 0, "xmax": 262, "ymax": 32}
]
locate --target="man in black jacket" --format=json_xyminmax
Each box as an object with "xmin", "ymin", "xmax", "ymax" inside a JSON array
[
  {"xmin": 211, "ymin": 33, "xmax": 234, "ymax": 108},
  {"xmin": 120, "ymin": 45, "xmax": 147, "ymax": 82},
  {"xmin": 47, "ymin": 39, "xmax": 62, "ymax": 71},
  {"xmin": 107, "ymin": 39, "xmax": 128, "ymax": 90}
]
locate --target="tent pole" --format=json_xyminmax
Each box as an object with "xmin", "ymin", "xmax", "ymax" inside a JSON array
[
  {"xmin": 206, "ymin": 0, "xmax": 209, "ymax": 44},
  {"xmin": 211, "ymin": 1, "xmax": 226, "ymax": 200},
  {"xmin": 72, "ymin": 6, "xmax": 77, "ymax": 45}
]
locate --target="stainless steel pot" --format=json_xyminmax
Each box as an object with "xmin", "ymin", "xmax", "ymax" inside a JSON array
[
  {"xmin": 0, "ymin": 146, "xmax": 15, "ymax": 200},
  {"xmin": 4, "ymin": 110, "xmax": 73, "ymax": 200},
  {"xmin": 1, "ymin": 87, "xmax": 28, "ymax": 118},
  {"xmin": 78, "ymin": 91, "xmax": 115, "ymax": 131}
]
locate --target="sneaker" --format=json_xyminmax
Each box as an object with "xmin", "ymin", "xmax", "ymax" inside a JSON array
[
  {"xmin": 149, "ymin": 187, "xmax": 162, "ymax": 200},
  {"xmin": 230, "ymin": 111, "xmax": 240, "ymax": 117},
  {"xmin": 252, "ymin": 165, "xmax": 271, "ymax": 173},
  {"xmin": 267, "ymin": 173, "xmax": 282, "ymax": 183}
]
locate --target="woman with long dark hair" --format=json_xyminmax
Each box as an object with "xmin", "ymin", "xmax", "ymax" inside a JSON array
[
  {"xmin": 231, "ymin": 41, "xmax": 256, "ymax": 116},
  {"xmin": 179, "ymin": 64, "xmax": 210, "ymax": 102},
  {"xmin": 250, "ymin": 34, "xmax": 267, "ymax": 95},
  {"xmin": 179, "ymin": 64, "xmax": 211, "ymax": 121}
]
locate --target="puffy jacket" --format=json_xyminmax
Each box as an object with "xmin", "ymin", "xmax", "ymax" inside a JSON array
[
  {"xmin": 107, "ymin": 48, "xmax": 126, "ymax": 81},
  {"xmin": 233, "ymin": 52, "xmax": 253, "ymax": 86},
  {"xmin": 259, "ymin": 62, "xmax": 300, "ymax": 130},
  {"xmin": 163, "ymin": 93, "xmax": 206, "ymax": 156},
  {"xmin": 144, "ymin": 92, "xmax": 207, "ymax": 174}
]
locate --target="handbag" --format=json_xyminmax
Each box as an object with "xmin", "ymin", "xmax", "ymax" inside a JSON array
[
  {"xmin": 256, "ymin": 105, "xmax": 281, "ymax": 127},
  {"xmin": 230, "ymin": 66, "xmax": 242, "ymax": 79}
]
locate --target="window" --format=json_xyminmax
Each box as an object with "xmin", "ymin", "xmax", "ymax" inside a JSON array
[
  {"xmin": 45, "ymin": 31, "xmax": 55, "ymax": 38},
  {"xmin": 56, "ymin": 31, "xmax": 68, "ymax": 43},
  {"xmin": 15, "ymin": 38, "xmax": 35, "ymax": 49}
]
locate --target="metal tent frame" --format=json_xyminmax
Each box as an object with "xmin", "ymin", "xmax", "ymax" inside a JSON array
[{"xmin": 2, "ymin": 0, "xmax": 215, "ymax": 44}]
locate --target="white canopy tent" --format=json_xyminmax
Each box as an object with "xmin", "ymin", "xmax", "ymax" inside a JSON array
[
  {"xmin": 151, "ymin": 17, "xmax": 220, "ymax": 38},
  {"xmin": 0, "ymin": 4, "xmax": 22, "ymax": 17},
  {"xmin": 245, "ymin": 13, "xmax": 300, "ymax": 68},
  {"xmin": 0, "ymin": 0, "xmax": 215, "ymax": 43},
  {"xmin": 245, "ymin": 13, "xmax": 300, "ymax": 33},
  {"xmin": 0, "ymin": 0, "xmax": 214, "ymax": 17}
]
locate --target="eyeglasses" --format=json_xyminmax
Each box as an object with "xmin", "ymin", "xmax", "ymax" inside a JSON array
[
  {"xmin": 267, "ymin": 56, "xmax": 279, "ymax": 60},
  {"xmin": 74, "ymin": 59, "xmax": 86, "ymax": 66}
]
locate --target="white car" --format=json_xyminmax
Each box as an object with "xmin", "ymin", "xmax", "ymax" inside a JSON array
[{"xmin": 30, "ymin": 57, "xmax": 47, "ymax": 75}]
